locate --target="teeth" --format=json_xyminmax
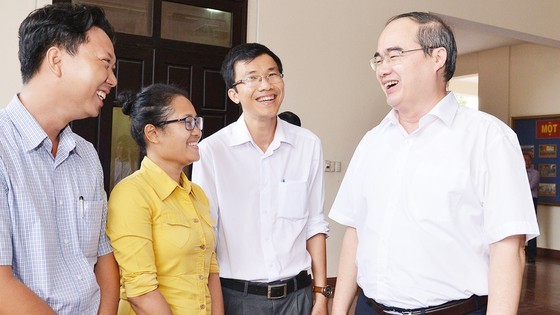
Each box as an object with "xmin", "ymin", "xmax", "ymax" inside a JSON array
[
  {"xmin": 188, "ymin": 142, "xmax": 199, "ymax": 146},
  {"xmin": 385, "ymin": 81, "xmax": 398, "ymax": 88},
  {"xmin": 258, "ymin": 96, "xmax": 274, "ymax": 102},
  {"xmin": 96, "ymin": 90, "xmax": 106, "ymax": 100}
]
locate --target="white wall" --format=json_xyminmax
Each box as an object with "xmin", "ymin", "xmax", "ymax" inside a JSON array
[
  {"xmin": 0, "ymin": 0, "xmax": 51, "ymax": 105},
  {"xmin": 455, "ymin": 44, "xmax": 560, "ymax": 252},
  {"xmin": 455, "ymin": 47, "xmax": 510, "ymax": 122},
  {"xmin": 3, "ymin": 0, "xmax": 560, "ymax": 276},
  {"xmin": 449, "ymin": 75, "xmax": 478, "ymax": 97},
  {"xmin": 247, "ymin": 2, "xmax": 386, "ymax": 273},
  {"xmin": 1, "ymin": 1, "xmax": 34, "ymax": 104},
  {"xmin": 510, "ymin": 44, "xmax": 560, "ymax": 251},
  {"xmin": 247, "ymin": 0, "xmax": 560, "ymax": 276}
]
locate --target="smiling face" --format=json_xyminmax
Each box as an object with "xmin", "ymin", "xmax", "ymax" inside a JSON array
[
  {"xmin": 60, "ymin": 26, "xmax": 117, "ymax": 120},
  {"xmin": 375, "ymin": 18, "xmax": 442, "ymax": 114},
  {"xmin": 155, "ymin": 95, "xmax": 202, "ymax": 169},
  {"xmin": 227, "ymin": 54, "xmax": 284, "ymax": 123}
]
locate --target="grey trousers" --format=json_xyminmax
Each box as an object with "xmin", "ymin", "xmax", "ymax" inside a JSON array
[{"xmin": 222, "ymin": 285, "xmax": 313, "ymax": 315}]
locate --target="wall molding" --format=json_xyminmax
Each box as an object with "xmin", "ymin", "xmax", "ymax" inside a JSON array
[{"xmin": 538, "ymin": 247, "xmax": 560, "ymax": 260}]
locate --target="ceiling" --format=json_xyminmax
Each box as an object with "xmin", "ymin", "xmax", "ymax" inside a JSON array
[
  {"xmin": 436, "ymin": 13, "xmax": 560, "ymax": 56},
  {"xmin": 452, "ymin": 24, "xmax": 523, "ymax": 55}
]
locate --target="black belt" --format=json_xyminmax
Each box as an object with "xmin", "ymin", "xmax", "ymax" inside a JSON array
[
  {"xmin": 367, "ymin": 295, "xmax": 488, "ymax": 315},
  {"xmin": 220, "ymin": 271, "xmax": 312, "ymax": 300}
]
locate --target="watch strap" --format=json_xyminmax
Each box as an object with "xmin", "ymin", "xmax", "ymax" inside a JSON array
[{"xmin": 313, "ymin": 286, "xmax": 324, "ymax": 294}]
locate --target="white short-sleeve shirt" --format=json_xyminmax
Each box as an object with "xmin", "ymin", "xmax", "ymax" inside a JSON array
[{"xmin": 329, "ymin": 93, "xmax": 539, "ymax": 309}]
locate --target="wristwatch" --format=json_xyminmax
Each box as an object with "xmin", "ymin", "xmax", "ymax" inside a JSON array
[{"xmin": 313, "ymin": 285, "xmax": 334, "ymax": 298}]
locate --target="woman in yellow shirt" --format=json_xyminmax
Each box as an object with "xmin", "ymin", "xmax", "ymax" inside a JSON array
[{"xmin": 107, "ymin": 84, "xmax": 223, "ymax": 314}]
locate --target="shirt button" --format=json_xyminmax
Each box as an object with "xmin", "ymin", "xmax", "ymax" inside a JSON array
[
  {"xmin": 200, "ymin": 244, "xmax": 206, "ymax": 250},
  {"xmin": 64, "ymin": 239, "xmax": 69, "ymax": 244},
  {"xmin": 193, "ymin": 218, "xmax": 199, "ymax": 223},
  {"xmin": 77, "ymin": 275, "xmax": 83, "ymax": 280},
  {"xmin": 58, "ymin": 201, "xmax": 63, "ymax": 206},
  {"xmin": 199, "ymin": 274, "xmax": 204, "ymax": 280},
  {"xmin": 200, "ymin": 304, "xmax": 205, "ymax": 309}
]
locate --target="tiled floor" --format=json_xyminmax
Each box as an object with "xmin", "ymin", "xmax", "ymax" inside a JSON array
[
  {"xmin": 519, "ymin": 257, "xmax": 560, "ymax": 314},
  {"xmin": 330, "ymin": 257, "xmax": 560, "ymax": 314}
]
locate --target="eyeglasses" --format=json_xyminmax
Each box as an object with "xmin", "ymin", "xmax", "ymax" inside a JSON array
[
  {"xmin": 157, "ymin": 116, "xmax": 203, "ymax": 131},
  {"xmin": 231, "ymin": 72, "xmax": 284, "ymax": 89},
  {"xmin": 370, "ymin": 47, "xmax": 435, "ymax": 71}
]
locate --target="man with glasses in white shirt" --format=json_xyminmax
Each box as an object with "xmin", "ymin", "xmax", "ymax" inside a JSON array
[
  {"xmin": 193, "ymin": 43, "xmax": 331, "ymax": 315},
  {"xmin": 330, "ymin": 12, "xmax": 539, "ymax": 315}
]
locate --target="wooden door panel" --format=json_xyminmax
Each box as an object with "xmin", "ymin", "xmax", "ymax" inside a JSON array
[
  {"xmin": 101, "ymin": 45, "xmax": 154, "ymax": 193},
  {"xmin": 57, "ymin": 0, "xmax": 247, "ymax": 194},
  {"xmin": 156, "ymin": 51, "xmax": 239, "ymax": 139},
  {"xmin": 203, "ymin": 69, "xmax": 227, "ymax": 111},
  {"xmin": 115, "ymin": 43, "xmax": 155, "ymax": 94},
  {"xmin": 201, "ymin": 68, "xmax": 239, "ymax": 136},
  {"xmin": 165, "ymin": 65, "xmax": 193, "ymax": 97},
  {"xmin": 203, "ymin": 113, "xmax": 229, "ymax": 138}
]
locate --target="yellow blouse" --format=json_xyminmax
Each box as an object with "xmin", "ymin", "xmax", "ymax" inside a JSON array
[{"xmin": 107, "ymin": 157, "xmax": 218, "ymax": 315}]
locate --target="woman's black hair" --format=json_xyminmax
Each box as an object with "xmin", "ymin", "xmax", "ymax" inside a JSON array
[{"xmin": 118, "ymin": 84, "xmax": 190, "ymax": 154}]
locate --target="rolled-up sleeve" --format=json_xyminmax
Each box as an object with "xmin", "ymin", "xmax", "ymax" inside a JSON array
[
  {"xmin": 306, "ymin": 139, "xmax": 329, "ymax": 239},
  {"xmin": 107, "ymin": 182, "xmax": 158, "ymax": 297},
  {"xmin": 209, "ymin": 251, "xmax": 219, "ymax": 274}
]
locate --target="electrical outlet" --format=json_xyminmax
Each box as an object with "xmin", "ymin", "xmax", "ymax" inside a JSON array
[
  {"xmin": 334, "ymin": 161, "xmax": 341, "ymax": 172},
  {"xmin": 324, "ymin": 160, "xmax": 332, "ymax": 172}
]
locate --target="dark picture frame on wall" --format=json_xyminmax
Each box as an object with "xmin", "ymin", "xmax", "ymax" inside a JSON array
[{"xmin": 513, "ymin": 114, "xmax": 560, "ymax": 205}]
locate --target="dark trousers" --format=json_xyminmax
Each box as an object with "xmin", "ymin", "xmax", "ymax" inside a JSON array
[
  {"xmin": 222, "ymin": 285, "xmax": 313, "ymax": 315},
  {"xmin": 526, "ymin": 197, "xmax": 538, "ymax": 261},
  {"xmin": 355, "ymin": 290, "xmax": 487, "ymax": 315}
]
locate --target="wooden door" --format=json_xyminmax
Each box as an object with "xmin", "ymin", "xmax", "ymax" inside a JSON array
[{"xmin": 56, "ymin": 0, "xmax": 246, "ymax": 193}]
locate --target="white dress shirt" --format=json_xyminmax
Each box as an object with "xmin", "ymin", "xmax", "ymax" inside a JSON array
[
  {"xmin": 193, "ymin": 115, "xmax": 329, "ymax": 282},
  {"xmin": 329, "ymin": 93, "xmax": 540, "ymax": 309}
]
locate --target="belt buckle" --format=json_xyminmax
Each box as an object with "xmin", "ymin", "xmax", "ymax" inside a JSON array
[
  {"xmin": 267, "ymin": 283, "xmax": 288, "ymax": 299},
  {"xmin": 384, "ymin": 311, "xmax": 413, "ymax": 315}
]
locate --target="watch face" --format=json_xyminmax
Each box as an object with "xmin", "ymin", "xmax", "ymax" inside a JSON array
[{"xmin": 323, "ymin": 285, "xmax": 334, "ymax": 297}]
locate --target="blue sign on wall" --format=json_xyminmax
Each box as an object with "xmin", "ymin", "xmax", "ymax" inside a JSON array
[{"xmin": 513, "ymin": 115, "xmax": 560, "ymax": 205}]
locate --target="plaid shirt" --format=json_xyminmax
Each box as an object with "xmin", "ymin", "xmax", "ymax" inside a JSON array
[{"xmin": 0, "ymin": 95, "xmax": 112, "ymax": 314}]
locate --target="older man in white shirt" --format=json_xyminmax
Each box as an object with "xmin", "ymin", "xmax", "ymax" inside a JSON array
[{"xmin": 330, "ymin": 12, "xmax": 539, "ymax": 315}]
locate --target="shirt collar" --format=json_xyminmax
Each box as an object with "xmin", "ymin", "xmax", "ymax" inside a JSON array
[
  {"xmin": 140, "ymin": 156, "xmax": 192, "ymax": 200},
  {"xmin": 6, "ymin": 94, "xmax": 77, "ymax": 155},
  {"xmin": 228, "ymin": 113, "xmax": 294, "ymax": 148},
  {"xmin": 381, "ymin": 92, "xmax": 459, "ymax": 129},
  {"xmin": 229, "ymin": 114, "xmax": 254, "ymax": 146},
  {"xmin": 422, "ymin": 92, "xmax": 459, "ymax": 128}
]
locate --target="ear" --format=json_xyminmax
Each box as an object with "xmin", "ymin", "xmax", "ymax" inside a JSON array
[
  {"xmin": 144, "ymin": 124, "xmax": 160, "ymax": 144},
  {"xmin": 227, "ymin": 88, "xmax": 240, "ymax": 104},
  {"xmin": 433, "ymin": 47, "xmax": 447, "ymax": 73},
  {"xmin": 45, "ymin": 46, "xmax": 63, "ymax": 77}
]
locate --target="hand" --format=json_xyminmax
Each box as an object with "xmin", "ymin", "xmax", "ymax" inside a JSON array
[{"xmin": 311, "ymin": 294, "xmax": 329, "ymax": 315}]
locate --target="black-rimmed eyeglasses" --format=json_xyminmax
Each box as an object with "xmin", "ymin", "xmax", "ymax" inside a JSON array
[{"xmin": 157, "ymin": 116, "xmax": 203, "ymax": 131}]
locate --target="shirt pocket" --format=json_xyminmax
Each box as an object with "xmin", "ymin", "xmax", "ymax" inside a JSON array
[
  {"xmin": 277, "ymin": 180, "xmax": 308, "ymax": 220},
  {"xmin": 78, "ymin": 199, "xmax": 103, "ymax": 258},
  {"xmin": 199, "ymin": 207, "xmax": 215, "ymax": 228},
  {"xmin": 406, "ymin": 165, "xmax": 468, "ymax": 222},
  {"xmin": 160, "ymin": 212, "xmax": 192, "ymax": 248}
]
